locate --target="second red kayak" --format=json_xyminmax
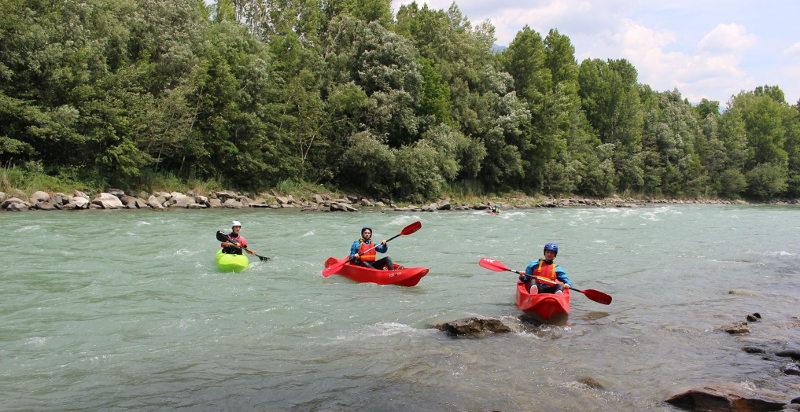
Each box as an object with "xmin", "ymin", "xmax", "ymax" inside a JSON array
[
  {"xmin": 323, "ymin": 257, "xmax": 429, "ymax": 287},
  {"xmin": 515, "ymin": 281, "xmax": 571, "ymax": 320}
]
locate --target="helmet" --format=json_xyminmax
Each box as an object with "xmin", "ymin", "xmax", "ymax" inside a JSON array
[
  {"xmin": 231, "ymin": 220, "xmax": 242, "ymax": 227},
  {"xmin": 543, "ymin": 242, "xmax": 558, "ymax": 255},
  {"xmin": 361, "ymin": 226, "xmax": 372, "ymax": 234}
]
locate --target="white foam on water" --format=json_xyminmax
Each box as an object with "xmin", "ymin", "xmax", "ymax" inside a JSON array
[
  {"xmin": 335, "ymin": 321, "xmax": 424, "ymax": 340},
  {"xmin": 25, "ymin": 337, "xmax": 47, "ymax": 346},
  {"xmin": 764, "ymin": 251, "xmax": 794, "ymax": 256},
  {"xmin": 301, "ymin": 231, "xmax": 314, "ymax": 237},
  {"xmin": 15, "ymin": 225, "xmax": 41, "ymax": 232},
  {"xmin": 136, "ymin": 221, "xmax": 152, "ymax": 226},
  {"xmin": 389, "ymin": 215, "xmax": 422, "ymax": 226}
]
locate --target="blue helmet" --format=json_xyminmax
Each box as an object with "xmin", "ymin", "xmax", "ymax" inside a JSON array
[{"xmin": 544, "ymin": 242, "xmax": 559, "ymax": 256}]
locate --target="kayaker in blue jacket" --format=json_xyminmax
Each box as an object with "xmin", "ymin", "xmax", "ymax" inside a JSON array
[
  {"xmin": 519, "ymin": 242, "xmax": 574, "ymax": 294},
  {"xmin": 349, "ymin": 226, "xmax": 394, "ymax": 270}
]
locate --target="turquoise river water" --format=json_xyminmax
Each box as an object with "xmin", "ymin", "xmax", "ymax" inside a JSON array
[{"xmin": 1, "ymin": 205, "xmax": 799, "ymax": 411}]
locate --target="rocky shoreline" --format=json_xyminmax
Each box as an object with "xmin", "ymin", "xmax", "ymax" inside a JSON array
[{"xmin": 2, "ymin": 188, "xmax": 798, "ymax": 212}]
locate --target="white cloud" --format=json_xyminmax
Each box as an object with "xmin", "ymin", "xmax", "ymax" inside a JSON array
[
  {"xmin": 698, "ymin": 23, "xmax": 757, "ymax": 53},
  {"xmin": 390, "ymin": 1, "xmax": 794, "ymax": 104},
  {"xmin": 784, "ymin": 42, "xmax": 800, "ymax": 56}
]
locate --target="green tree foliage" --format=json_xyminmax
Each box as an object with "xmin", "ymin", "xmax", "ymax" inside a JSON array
[{"xmin": 2, "ymin": 0, "xmax": 799, "ymax": 200}]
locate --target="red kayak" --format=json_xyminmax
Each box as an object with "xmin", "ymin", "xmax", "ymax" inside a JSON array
[
  {"xmin": 515, "ymin": 281, "xmax": 571, "ymax": 320},
  {"xmin": 323, "ymin": 257, "xmax": 429, "ymax": 287}
]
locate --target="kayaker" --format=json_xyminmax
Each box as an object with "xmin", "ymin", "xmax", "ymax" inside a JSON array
[
  {"xmin": 349, "ymin": 226, "xmax": 394, "ymax": 270},
  {"xmin": 220, "ymin": 221, "xmax": 257, "ymax": 256},
  {"xmin": 486, "ymin": 201, "xmax": 500, "ymax": 214},
  {"xmin": 519, "ymin": 242, "xmax": 574, "ymax": 294}
]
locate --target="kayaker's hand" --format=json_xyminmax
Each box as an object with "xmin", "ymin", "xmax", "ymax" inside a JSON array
[
  {"xmin": 564, "ymin": 284, "xmax": 570, "ymax": 289},
  {"xmin": 354, "ymin": 253, "xmax": 360, "ymax": 259},
  {"xmin": 248, "ymin": 249, "xmax": 256, "ymax": 255},
  {"xmin": 380, "ymin": 240, "xmax": 387, "ymax": 246}
]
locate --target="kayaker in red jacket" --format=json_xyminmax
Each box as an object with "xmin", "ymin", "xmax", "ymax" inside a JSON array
[
  {"xmin": 349, "ymin": 226, "xmax": 394, "ymax": 270},
  {"xmin": 220, "ymin": 220, "xmax": 257, "ymax": 256},
  {"xmin": 520, "ymin": 242, "xmax": 574, "ymax": 294}
]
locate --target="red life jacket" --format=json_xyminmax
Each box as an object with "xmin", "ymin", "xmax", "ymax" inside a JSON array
[
  {"xmin": 221, "ymin": 233, "xmax": 248, "ymax": 254},
  {"xmin": 357, "ymin": 240, "xmax": 377, "ymax": 262},
  {"xmin": 533, "ymin": 259, "xmax": 557, "ymax": 283}
]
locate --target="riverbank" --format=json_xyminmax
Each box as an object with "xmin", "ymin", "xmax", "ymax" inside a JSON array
[{"xmin": 2, "ymin": 188, "xmax": 799, "ymax": 212}]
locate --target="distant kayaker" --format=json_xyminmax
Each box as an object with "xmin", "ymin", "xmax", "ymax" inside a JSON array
[
  {"xmin": 349, "ymin": 226, "xmax": 394, "ymax": 270},
  {"xmin": 519, "ymin": 242, "xmax": 574, "ymax": 294},
  {"xmin": 220, "ymin": 221, "xmax": 257, "ymax": 256},
  {"xmin": 486, "ymin": 201, "xmax": 500, "ymax": 214}
]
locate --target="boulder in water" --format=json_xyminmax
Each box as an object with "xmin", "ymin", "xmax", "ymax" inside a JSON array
[
  {"xmin": 434, "ymin": 317, "xmax": 512, "ymax": 337},
  {"xmin": 666, "ymin": 382, "xmax": 787, "ymax": 411}
]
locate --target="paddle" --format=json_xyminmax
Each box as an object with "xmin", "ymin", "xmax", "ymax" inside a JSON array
[
  {"xmin": 215, "ymin": 231, "xmax": 270, "ymax": 262},
  {"xmin": 478, "ymin": 257, "xmax": 612, "ymax": 305},
  {"xmin": 322, "ymin": 221, "xmax": 422, "ymax": 277}
]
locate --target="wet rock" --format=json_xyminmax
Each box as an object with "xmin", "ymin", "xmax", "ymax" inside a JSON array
[
  {"xmin": 747, "ymin": 313, "xmax": 762, "ymax": 322},
  {"xmin": 666, "ymin": 382, "xmax": 787, "ymax": 412},
  {"xmin": 791, "ymin": 396, "xmax": 800, "ymax": 404},
  {"xmin": 437, "ymin": 201, "xmax": 452, "ymax": 210},
  {"xmin": 722, "ymin": 322, "xmax": 750, "ymax": 335},
  {"xmin": 34, "ymin": 201, "xmax": 57, "ymax": 210},
  {"xmin": 207, "ymin": 198, "xmax": 222, "ymax": 208},
  {"xmin": 1, "ymin": 197, "xmax": 30, "ymax": 211},
  {"xmin": 63, "ymin": 197, "xmax": 89, "ymax": 209},
  {"xmin": 120, "ymin": 195, "xmax": 139, "ymax": 208},
  {"xmin": 782, "ymin": 363, "xmax": 800, "ymax": 376},
  {"xmin": 133, "ymin": 198, "xmax": 148, "ymax": 209},
  {"xmin": 52, "ymin": 193, "xmax": 69, "ymax": 205},
  {"xmin": 742, "ymin": 346, "xmax": 766, "ymax": 354},
  {"xmin": 276, "ymin": 196, "xmax": 290, "ymax": 205},
  {"xmin": 146, "ymin": 195, "xmax": 165, "ymax": 210},
  {"xmin": 577, "ymin": 377, "xmax": 607, "ymax": 390},
  {"xmin": 187, "ymin": 203, "xmax": 207, "ymax": 209},
  {"xmin": 107, "ymin": 188, "xmax": 125, "ymax": 198},
  {"xmin": 30, "ymin": 191, "xmax": 50, "ymax": 203},
  {"xmin": 73, "ymin": 190, "xmax": 89, "ymax": 199},
  {"xmin": 195, "ymin": 196, "xmax": 209, "ymax": 206},
  {"xmin": 728, "ymin": 289, "xmax": 760, "ymax": 296},
  {"xmin": 222, "ymin": 199, "xmax": 243, "ymax": 208},
  {"xmin": 776, "ymin": 350, "xmax": 800, "ymax": 360},
  {"xmin": 91, "ymin": 193, "xmax": 123, "ymax": 209},
  {"xmin": 434, "ymin": 317, "xmax": 512, "ymax": 337},
  {"xmin": 171, "ymin": 196, "xmax": 197, "ymax": 208}
]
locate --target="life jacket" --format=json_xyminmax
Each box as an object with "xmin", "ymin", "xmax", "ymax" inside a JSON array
[
  {"xmin": 533, "ymin": 259, "xmax": 557, "ymax": 283},
  {"xmin": 357, "ymin": 239, "xmax": 377, "ymax": 262},
  {"xmin": 222, "ymin": 233, "xmax": 247, "ymax": 255}
]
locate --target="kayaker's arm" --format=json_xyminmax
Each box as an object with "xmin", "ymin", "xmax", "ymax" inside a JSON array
[
  {"xmin": 349, "ymin": 240, "xmax": 361, "ymax": 261},
  {"xmin": 375, "ymin": 240, "xmax": 388, "ymax": 253},
  {"xmin": 555, "ymin": 265, "xmax": 574, "ymax": 288}
]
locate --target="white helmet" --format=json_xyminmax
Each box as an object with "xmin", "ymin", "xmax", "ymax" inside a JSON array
[{"xmin": 231, "ymin": 220, "xmax": 242, "ymax": 227}]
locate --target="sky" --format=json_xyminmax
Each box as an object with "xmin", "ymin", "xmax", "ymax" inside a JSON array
[{"xmin": 391, "ymin": 0, "xmax": 800, "ymax": 106}]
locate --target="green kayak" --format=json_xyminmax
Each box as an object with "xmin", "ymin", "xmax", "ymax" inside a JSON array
[{"xmin": 215, "ymin": 249, "xmax": 249, "ymax": 272}]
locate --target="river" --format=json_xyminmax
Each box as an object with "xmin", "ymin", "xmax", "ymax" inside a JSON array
[{"xmin": 1, "ymin": 205, "xmax": 798, "ymax": 411}]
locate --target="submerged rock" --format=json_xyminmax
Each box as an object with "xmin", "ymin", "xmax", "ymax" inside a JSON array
[
  {"xmin": 782, "ymin": 363, "xmax": 800, "ymax": 376},
  {"xmin": 434, "ymin": 317, "xmax": 512, "ymax": 337},
  {"xmin": 776, "ymin": 350, "xmax": 800, "ymax": 360},
  {"xmin": 577, "ymin": 377, "xmax": 607, "ymax": 390},
  {"xmin": 721, "ymin": 321, "xmax": 750, "ymax": 335},
  {"xmin": 666, "ymin": 382, "xmax": 787, "ymax": 411},
  {"xmin": 746, "ymin": 313, "xmax": 762, "ymax": 322}
]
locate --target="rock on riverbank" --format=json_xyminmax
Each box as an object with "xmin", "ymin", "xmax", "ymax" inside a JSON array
[{"xmin": 2, "ymin": 189, "xmax": 797, "ymax": 212}]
